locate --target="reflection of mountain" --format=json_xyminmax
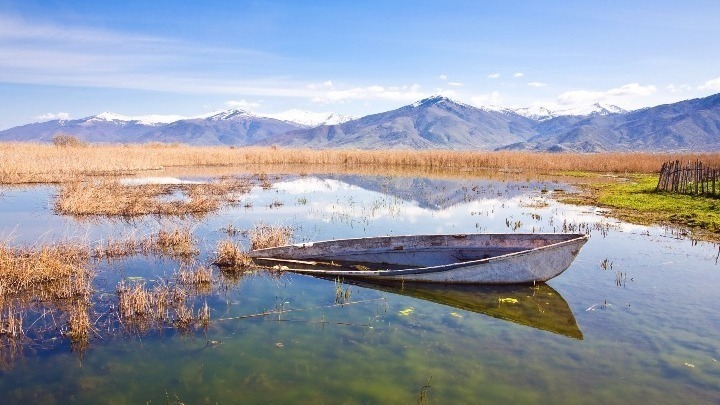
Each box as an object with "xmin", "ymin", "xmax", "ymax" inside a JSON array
[
  {"xmin": 317, "ymin": 174, "xmax": 544, "ymax": 210},
  {"xmin": 358, "ymin": 281, "xmax": 582, "ymax": 339}
]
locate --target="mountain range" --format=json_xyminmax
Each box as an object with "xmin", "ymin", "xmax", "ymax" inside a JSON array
[{"xmin": 2, "ymin": 93, "xmax": 719, "ymax": 152}]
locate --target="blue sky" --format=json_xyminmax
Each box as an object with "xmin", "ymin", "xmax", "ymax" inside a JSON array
[{"xmin": 0, "ymin": 0, "xmax": 719, "ymax": 129}]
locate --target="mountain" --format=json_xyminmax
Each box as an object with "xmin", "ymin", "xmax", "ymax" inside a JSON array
[
  {"xmin": 2, "ymin": 93, "xmax": 720, "ymax": 152},
  {"xmin": 259, "ymin": 96, "xmax": 538, "ymax": 150},
  {"xmin": 0, "ymin": 113, "xmax": 164, "ymax": 143},
  {"xmin": 261, "ymin": 109, "xmax": 355, "ymax": 126},
  {"xmin": 504, "ymin": 94, "xmax": 720, "ymax": 152},
  {"xmin": 137, "ymin": 109, "xmax": 304, "ymax": 145},
  {"xmin": 0, "ymin": 109, "xmax": 305, "ymax": 145}
]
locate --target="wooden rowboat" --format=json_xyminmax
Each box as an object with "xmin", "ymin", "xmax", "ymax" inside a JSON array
[{"xmin": 249, "ymin": 233, "xmax": 589, "ymax": 284}]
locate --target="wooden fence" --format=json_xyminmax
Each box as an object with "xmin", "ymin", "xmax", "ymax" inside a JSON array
[{"xmin": 656, "ymin": 160, "xmax": 720, "ymax": 197}]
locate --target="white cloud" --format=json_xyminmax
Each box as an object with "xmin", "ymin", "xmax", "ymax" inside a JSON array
[
  {"xmin": 528, "ymin": 82, "xmax": 547, "ymax": 87},
  {"xmin": 513, "ymin": 72, "xmax": 524, "ymax": 78},
  {"xmin": 311, "ymin": 83, "xmax": 424, "ymax": 103},
  {"xmin": 323, "ymin": 80, "xmax": 334, "ymax": 87},
  {"xmin": 439, "ymin": 74, "xmax": 448, "ymax": 80},
  {"xmin": 470, "ymin": 91, "xmax": 502, "ymax": 106},
  {"xmin": 0, "ymin": 13, "xmax": 285, "ymax": 95},
  {"xmin": 698, "ymin": 77, "xmax": 720, "ymax": 91},
  {"xmin": 666, "ymin": 83, "xmax": 692, "ymax": 93},
  {"xmin": 33, "ymin": 112, "xmax": 70, "ymax": 121},
  {"xmin": 557, "ymin": 83, "xmax": 656, "ymax": 106},
  {"xmin": 488, "ymin": 73, "xmax": 500, "ymax": 79},
  {"xmin": 447, "ymin": 81, "xmax": 464, "ymax": 87},
  {"xmin": 433, "ymin": 88, "xmax": 458, "ymax": 98},
  {"xmin": 225, "ymin": 99, "xmax": 261, "ymax": 109}
]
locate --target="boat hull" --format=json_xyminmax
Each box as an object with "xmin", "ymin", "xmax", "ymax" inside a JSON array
[{"xmin": 249, "ymin": 233, "xmax": 589, "ymax": 284}]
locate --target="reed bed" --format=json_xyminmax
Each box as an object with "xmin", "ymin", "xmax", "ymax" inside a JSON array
[
  {"xmin": 0, "ymin": 242, "xmax": 92, "ymax": 301},
  {"xmin": 116, "ymin": 280, "xmax": 203, "ymax": 333},
  {"xmin": 92, "ymin": 228, "xmax": 198, "ymax": 260},
  {"xmin": 249, "ymin": 223, "xmax": 293, "ymax": 250},
  {"xmin": 4, "ymin": 142, "xmax": 720, "ymax": 184},
  {"xmin": 54, "ymin": 177, "xmax": 249, "ymax": 217},
  {"xmin": 0, "ymin": 241, "xmax": 94, "ymax": 362},
  {"xmin": 214, "ymin": 239, "xmax": 253, "ymax": 269}
]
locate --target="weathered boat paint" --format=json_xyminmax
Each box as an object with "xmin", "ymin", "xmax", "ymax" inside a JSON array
[{"xmin": 248, "ymin": 233, "xmax": 589, "ymax": 284}]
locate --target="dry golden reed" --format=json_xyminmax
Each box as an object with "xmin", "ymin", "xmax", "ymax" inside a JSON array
[
  {"xmin": 248, "ymin": 223, "xmax": 293, "ymax": 250},
  {"xmin": 0, "ymin": 242, "xmax": 92, "ymax": 301},
  {"xmin": 54, "ymin": 177, "xmax": 250, "ymax": 217},
  {"xmin": 92, "ymin": 228, "xmax": 199, "ymax": 260},
  {"xmin": 4, "ymin": 142, "xmax": 720, "ymax": 185},
  {"xmin": 214, "ymin": 239, "xmax": 253, "ymax": 269}
]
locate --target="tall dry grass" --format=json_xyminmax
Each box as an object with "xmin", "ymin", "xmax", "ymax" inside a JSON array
[
  {"xmin": 249, "ymin": 223, "xmax": 293, "ymax": 250},
  {"xmin": 0, "ymin": 241, "xmax": 94, "ymax": 361},
  {"xmin": 54, "ymin": 177, "xmax": 249, "ymax": 217},
  {"xmin": 0, "ymin": 242, "xmax": 92, "ymax": 300},
  {"xmin": 116, "ymin": 278, "xmax": 206, "ymax": 333},
  {"xmin": 214, "ymin": 239, "xmax": 253, "ymax": 269},
  {"xmin": 3, "ymin": 142, "xmax": 720, "ymax": 184}
]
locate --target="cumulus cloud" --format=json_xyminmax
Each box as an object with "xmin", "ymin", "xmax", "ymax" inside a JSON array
[
  {"xmin": 33, "ymin": 112, "xmax": 70, "ymax": 121},
  {"xmin": 311, "ymin": 83, "xmax": 424, "ymax": 103},
  {"xmin": 470, "ymin": 91, "xmax": 502, "ymax": 106},
  {"xmin": 528, "ymin": 82, "xmax": 547, "ymax": 88},
  {"xmin": 447, "ymin": 81, "xmax": 464, "ymax": 87},
  {"xmin": 667, "ymin": 83, "xmax": 692, "ymax": 93},
  {"xmin": 557, "ymin": 83, "xmax": 656, "ymax": 105},
  {"xmin": 488, "ymin": 73, "xmax": 500, "ymax": 79},
  {"xmin": 439, "ymin": 74, "xmax": 448, "ymax": 80},
  {"xmin": 433, "ymin": 88, "xmax": 458, "ymax": 98},
  {"xmin": 225, "ymin": 99, "xmax": 261, "ymax": 109},
  {"xmin": 513, "ymin": 72, "xmax": 524, "ymax": 78},
  {"xmin": 698, "ymin": 77, "xmax": 720, "ymax": 91}
]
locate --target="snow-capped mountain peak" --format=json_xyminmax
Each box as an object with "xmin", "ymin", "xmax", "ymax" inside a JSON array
[
  {"xmin": 87, "ymin": 112, "xmax": 186, "ymax": 125},
  {"xmin": 200, "ymin": 109, "xmax": 255, "ymax": 121},
  {"xmin": 261, "ymin": 109, "xmax": 356, "ymax": 126}
]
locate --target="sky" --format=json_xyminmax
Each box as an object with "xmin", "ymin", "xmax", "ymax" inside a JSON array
[{"xmin": 0, "ymin": 0, "xmax": 719, "ymax": 129}]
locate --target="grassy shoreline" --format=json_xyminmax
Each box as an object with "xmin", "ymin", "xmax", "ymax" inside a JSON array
[{"xmin": 555, "ymin": 173, "xmax": 720, "ymax": 241}]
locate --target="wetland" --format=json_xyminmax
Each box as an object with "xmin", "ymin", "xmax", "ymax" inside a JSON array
[{"xmin": 0, "ymin": 147, "xmax": 719, "ymax": 403}]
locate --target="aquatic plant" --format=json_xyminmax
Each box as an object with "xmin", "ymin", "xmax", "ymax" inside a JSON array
[
  {"xmin": 214, "ymin": 239, "xmax": 253, "ymax": 269},
  {"xmin": 248, "ymin": 223, "xmax": 293, "ymax": 250}
]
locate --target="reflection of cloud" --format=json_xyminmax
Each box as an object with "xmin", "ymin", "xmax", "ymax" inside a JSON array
[{"xmin": 273, "ymin": 178, "xmax": 361, "ymax": 194}]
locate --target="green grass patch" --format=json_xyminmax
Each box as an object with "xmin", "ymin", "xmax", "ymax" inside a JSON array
[{"xmin": 557, "ymin": 174, "xmax": 720, "ymax": 240}]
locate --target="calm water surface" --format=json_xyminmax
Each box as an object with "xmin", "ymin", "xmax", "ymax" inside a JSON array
[{"xmin": 0, "ymin": 174, "xmax": 718, "ymax": 404}]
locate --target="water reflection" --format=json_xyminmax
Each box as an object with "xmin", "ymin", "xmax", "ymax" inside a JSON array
[{"xmin": 349, "ymin": 281, "xmax": 583, "ymax": 339}]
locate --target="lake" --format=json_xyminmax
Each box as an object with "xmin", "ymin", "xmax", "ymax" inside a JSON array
[{"xmin": 0, "ymin": 172, "xmax": 718, "ymax": 404}]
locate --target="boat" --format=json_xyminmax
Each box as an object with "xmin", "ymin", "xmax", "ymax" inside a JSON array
[
  {"xmin": 248, "ymin": 233, "xmax": 589, "ymax": 284},
  {"xmin": 348, "ymin": 281, "xmax": 583, "ymax": 339}
]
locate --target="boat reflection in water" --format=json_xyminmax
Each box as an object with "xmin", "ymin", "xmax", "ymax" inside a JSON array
[{"xmin": 354, "ymin": 281, "xmax": 583, "ymax": 340}]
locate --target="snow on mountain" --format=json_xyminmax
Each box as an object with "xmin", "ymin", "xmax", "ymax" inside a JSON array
[
  {"xmin": 480, "ymin": 103, "xmax": 628, "ymax": 121},
  {"xmin": 195, "ymin": 109, "xmax": 257, "ymax": 121},
  {"xmin": 552, "ymin": 103, "xmax": 628, "ymax": 117},
  {"xmin": 86, "ymin": 112, "xmax": 187, "ymax": 125},
  {"xmin": 262, "ymin": 109, "xmax": 356, "ymax": 126}
]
